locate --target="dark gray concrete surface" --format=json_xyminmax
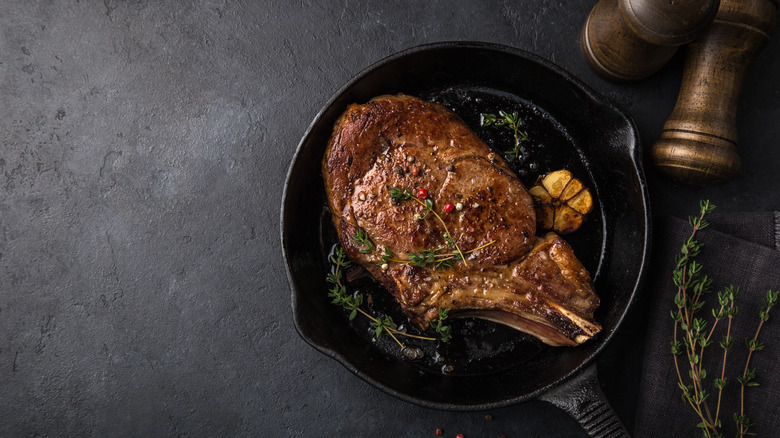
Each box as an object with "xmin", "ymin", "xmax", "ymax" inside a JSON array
[{"xmin": 1, "ymin": 1, "xmax": 778, "ymax": 437}]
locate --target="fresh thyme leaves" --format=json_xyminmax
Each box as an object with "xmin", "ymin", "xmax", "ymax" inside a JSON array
[
  {"xmin": 388, "ymin": 186, "xmax": 471, "ymax": 266},
  {"xmin": 328, "ymin": 281, "xmax": 363, "ymax": 321},
  {"xmin": 430, "ymin": 308, "xmax": 452, "ymax": 343},
  {"xmin": 406, "ymin": 240, "xmax": 494, "ymax": 270},
  {"xmin": 734, "ymin": 289, "xmax": 777, "ymax": 436},
  {"xmin": 380, "ymin": 247, "xmax": 393, "ymax": 264},
  {"xmin": 480, "ymin": 110, "xmax": 529, "ymax": 159},
  {"xmin": 327, "ymin": 246, "xmax": 360, "ymax": 320},
  {"xmin": 389, "ymin": 186, "xmax": 414, "ymax": 200},
  {"xmin": 670, "ymin": 200, "xmax": 778, "ymax": 438},
  {"xmin": 327, "ymin": 245, "xmax": 350, "ymax": 278},
  {"xmin": 409, "ymin": 249, "xmax": 439, "ymax": 267},
  {"xmin": 434, "ymin": 258, "xmax": 454, "ymax": 271},
  {"xmin": 349, "ymin": 224, "xmax": 493, "ymax": 270},
  {"xmin": 352, "ymin": 228, "xmax": 374, "ymax": 253},
  {"xmin": 370, "ymin": 315, "xmax": 397, "ymax": 337},
  {"xmin": 326, "ymin": 244, "xmax": 445, "ymax": 351}
]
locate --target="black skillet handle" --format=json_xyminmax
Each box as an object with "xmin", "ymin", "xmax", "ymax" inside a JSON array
[{"xmin": 538, "ymin": 364, "xmax": 630, "ymax": 438}]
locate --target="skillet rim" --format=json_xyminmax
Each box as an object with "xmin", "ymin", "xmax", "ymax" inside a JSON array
[{"xmin": 281, "ymin": 40, "xmax": 651, "ymax": 410}]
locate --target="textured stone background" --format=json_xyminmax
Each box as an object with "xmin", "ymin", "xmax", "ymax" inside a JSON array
[{"xmin": 1, "ymin": 1, "xmax": 778, "ymax": 436}]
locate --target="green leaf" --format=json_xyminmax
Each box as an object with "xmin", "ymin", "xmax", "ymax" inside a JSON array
[
  {"xmin": 481, "ymin": 109, "xmax": 529, "ymax": 160},
  {"xmin": 352, "ymin": 228, "xmax": 374, "ymax": 253},
  {"xmin": 434, "ymin": 258, "xmax": 454, "ymax": 270},
  {"xmin": 480, "ymin": 113, "xmax": 497, "ymax": 126},
  {"xmin": 671, "ymin": 340, "xmax": 682, "ymax": 355},
  {"xmin": 380, "ymin": 246, "xmax": 392, "ymax": 264},
  {"xmin": 409, "ymin": 249, "xmax": 437, "ymax": 267},
  {"xmin": 389, "ymin": 186, "xmax": 413, "ymax": 200}
]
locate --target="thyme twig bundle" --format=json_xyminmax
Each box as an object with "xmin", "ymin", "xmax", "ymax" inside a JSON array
[
  {"xmin": 326, "ymin": 245, "xmax": 451, "ymax": 354},
  {"xmin": 480, "ymin": 110, "xmax": 529, "ymax": 160},
  {"xmin": 670, "ymin": 200, "xmax": 777, "ymax": 437}
]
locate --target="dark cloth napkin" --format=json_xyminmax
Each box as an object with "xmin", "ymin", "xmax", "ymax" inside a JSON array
[{"xmin": 634, "ymin": 212, "xmax": 780, "ymax": 437}]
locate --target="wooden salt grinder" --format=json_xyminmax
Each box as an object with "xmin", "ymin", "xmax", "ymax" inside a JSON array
[
  {"xmin": 581, "ymin": 0, "xmax": 720, "ymax": 82},
  {"xmin": 652, "ymin": 0, "xmax": 778, "ymax": 185}
]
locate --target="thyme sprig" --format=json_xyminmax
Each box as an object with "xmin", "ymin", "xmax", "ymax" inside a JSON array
[
  {"xmin": 352, "ymin": 228, "xmax": 374, "ymax": 254},
  {"xmin": 481, "ymin": 110, "xmax": 529, "ymax": 159},
  {"xmin": 735, "ymin": 289, "xmax": 777, "ymax": 436},
  {"xmin": 430, "ymin": 308, "xmax": 452, "ymax": 342},
  {"xmin": 670, "ymin": 200, "xmax": 777, "ymax": 438},
  {"xmin": 389, "ymin": 186, "xmax": 469, "ymax": 266},
  {"xmin": 326, "ymin": 245, "xmax": 452, "ymax": 350},
  {"xmin": 374, "ymin": 238, "xmax": 496, "ymax": 270}
]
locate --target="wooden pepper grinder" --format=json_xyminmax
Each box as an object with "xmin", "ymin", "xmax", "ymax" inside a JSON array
[
  {"xmin": 581, "ymin": 0, "xmax": 720, "ymax": 82},
  {"xmin": 652, "ymin": 0, "xmax": 778, "ymax": 185}
]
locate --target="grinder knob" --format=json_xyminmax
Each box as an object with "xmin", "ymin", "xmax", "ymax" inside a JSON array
[
  {"xmin": 651, "ymin": 0, "xmax": 778, "ymax": 185},
  {"xmin": 581, "ymin": 0, "xmax": 720, "ymax": 82}
]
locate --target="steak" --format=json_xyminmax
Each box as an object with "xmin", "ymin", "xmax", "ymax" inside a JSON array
[{"xmin": 323, "ymin": 94, "xmax": 601, "ymax": 346}]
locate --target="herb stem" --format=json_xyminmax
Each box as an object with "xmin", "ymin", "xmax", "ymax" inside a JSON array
[
  {"xmin": 737, "ymin": 299, "xmax": 771, "ymax": 437},
  {"xmin": 384, "ymin": 325, "xmax": 407, "ymax": 349},
  {"xmin": 481, "ymin": 110, "xmax": 529, "ymax": 159},
  {"xmin": 409, "ymin": 196, "xmax": 468, "ymax": 266},
  {"xmin": 328, "ymin": 244, "xmax": 439, "ymax": 347},
  {"xmin": 672, "ymin": 201, "xmax": 720, "ymax": 436},
  {"xmin": 715, "ymin": 301, "xmax": 734, "ymax": 427},
  {"xmin": 354, "ymin": 307, "xmax": 437, "ymax": 342},
  {"xmin": 391, "ymin": 240, "xmax": 496, "ymax": 266}
]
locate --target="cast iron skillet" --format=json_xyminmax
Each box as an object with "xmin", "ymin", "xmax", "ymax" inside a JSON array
[{"xmin": 282, "ymin": 42, "xmax": 650, "ymax": 436}]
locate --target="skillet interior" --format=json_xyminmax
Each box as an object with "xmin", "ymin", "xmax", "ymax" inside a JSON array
[{"xmin": 282, "ymin": 42, "xmax": 649, "ymax": 410}]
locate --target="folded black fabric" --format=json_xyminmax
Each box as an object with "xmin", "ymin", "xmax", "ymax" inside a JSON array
[{"xmin": 634, "ymin": 212, "xmax": 780, "ymax": 437}]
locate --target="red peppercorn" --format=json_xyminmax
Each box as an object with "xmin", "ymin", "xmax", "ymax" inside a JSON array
[
  {"xmin": 417, "ymin": 188, "xmax": 428, "ymax": 199},
  {"xmin": 444, "ymin": 203, "xmax": 455, "ymax": 213},
  {"xmin": 456, "ymin": 434, "xmax": 464, "ymax": 438},
  {"xmin": 435, "ymin": 428, "xmax": 443, "ymax": 436}
]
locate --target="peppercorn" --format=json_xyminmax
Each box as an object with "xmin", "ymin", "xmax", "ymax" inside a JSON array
[
  {"xmin": 435, "ymin": 428, "xmax": 443, "ymax": 436},
  {"xmin": 417, "ymin": 188, "xmax": 428, "ymax": 199},
  {"xmin": 444, "ymin": 203, "xmax": 455, "ymax": 213}
]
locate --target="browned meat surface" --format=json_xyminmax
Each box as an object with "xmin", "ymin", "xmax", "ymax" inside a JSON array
[{"xmin": 323, "ymin": 94, "xmax": 601, "ymax": 346}]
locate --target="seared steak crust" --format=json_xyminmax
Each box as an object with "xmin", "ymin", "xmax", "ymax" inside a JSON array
[{"xmin": 323, "ymin": 94, "xmax": 600, "ymax": 346}]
